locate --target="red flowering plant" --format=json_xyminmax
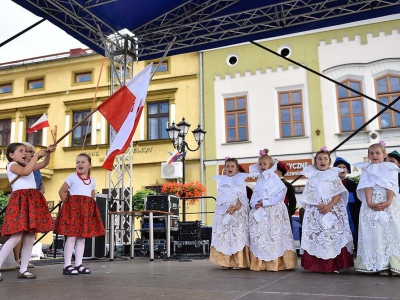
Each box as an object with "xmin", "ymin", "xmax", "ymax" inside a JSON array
[{"xmin": 161, "ymin": 181, "xmax": 206, "ymax": 205}]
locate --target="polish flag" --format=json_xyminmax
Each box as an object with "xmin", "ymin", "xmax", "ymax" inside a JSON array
[
  {"xmin": 98, "ymin": 64, "xmax": 152, "ymax": 132},
  {"xmin": 166, "ymin": 149, "xmax": 179, "ymax": 165},
  {"xmin": 101, "ymin": 63, "xmax": 152, "ymax": 171},
  {"xmin": 27, "ymin": 113, "xmax": 50, "ymax": 133}
]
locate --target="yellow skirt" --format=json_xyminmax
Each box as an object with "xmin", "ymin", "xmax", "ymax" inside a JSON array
[
  {"xmin": 209, "ymin": 246, "xmax": 250, "ymax": 269},
  {"xmin": 250, "ymin": 250, "xmax": 297, "ymax": 271}
]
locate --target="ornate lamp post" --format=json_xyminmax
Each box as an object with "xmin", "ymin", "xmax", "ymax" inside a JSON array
[{"xmin": 166, "ymin": 117, "xmax": 206, "ymax": 221}]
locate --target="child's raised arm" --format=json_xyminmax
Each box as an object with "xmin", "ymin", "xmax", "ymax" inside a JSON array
[
  {"xmin": 10, "ymin": 148, "xmax": 48, "ymax": 176},
  {"xmin": 33, "ymin": 144, "xmax": 56, "ymax": 171}
]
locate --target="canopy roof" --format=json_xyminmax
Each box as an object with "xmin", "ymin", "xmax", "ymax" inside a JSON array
[{"xmin": 12, "ymin": 0, "xmax": 400, "ymax": 60}]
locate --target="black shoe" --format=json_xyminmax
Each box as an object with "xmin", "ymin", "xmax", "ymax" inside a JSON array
[{"xmin": 18, "ymin": 271, "xmax": 36, "ymax": 279}]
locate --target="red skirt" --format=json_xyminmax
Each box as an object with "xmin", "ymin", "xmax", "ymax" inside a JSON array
[
  {"xmin": 1, "ymin": 189, "xmax": 53, "ymax": 236},
  {"xmin": 301, "ymin": 247, "xmax": 354, "ymax": 273},
  {"xmin": 54, "ymin": 195, "xmax": 106, "ymax": 238}
]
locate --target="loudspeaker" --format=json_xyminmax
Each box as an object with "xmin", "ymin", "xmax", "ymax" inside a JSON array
[
  {"xmin": 145, "ymin": 194, "xmax": 179, "ymax": 216},
  {"xmin": 83, "ymin": 194, "xmax": 107, "ymax": 258},
  {"xmin": 178, "ymin": 221, "xmax": 202, "ymax": 241}
]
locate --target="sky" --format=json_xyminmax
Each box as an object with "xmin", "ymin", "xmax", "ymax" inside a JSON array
[{"xmin": 0, "ymin": 0, "xmax": 88, "ymax": 63}]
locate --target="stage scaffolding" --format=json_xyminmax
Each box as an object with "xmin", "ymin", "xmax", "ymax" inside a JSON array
[{"xmin": 104, "ymin": 30, "xmax": 138, "ymax": 247}]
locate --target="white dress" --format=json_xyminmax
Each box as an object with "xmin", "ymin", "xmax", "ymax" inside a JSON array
[
  {"xmin": 300, "ymin": 166, "xmax": 353, "ymax": 259},
  {"xmin": 248, "ymin": 164, "xmax": 297, "ymax": 263},
  {"xmin": 354, "ymin": 162, "xmax": 400, "ymax": 273},
  {"xmin": 211, "ymin": 173, "xmax": 250, "ymax": 255}
]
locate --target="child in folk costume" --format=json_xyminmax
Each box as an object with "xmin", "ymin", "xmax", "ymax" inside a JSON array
[
  {"xmin": 248, "ymin": 149, "xmax": 297, "ymax": 271},
  {"xmin": 300, "ymin": 147, "xmax": 354, "ymax": 273},
  {"xmin": 354, "ymin": 142, "xmax": 400, "ymax": 276},
  {"xmin": 210, "ymin": 157, "xmax": 251, "ymax": 269},
  {"xmin": 54, "ymin": 153, "xmax": 106, "ymax": 275},
  {"xmin": 0, "ymin": 143, "xmax": 55, "ymax": 281}
]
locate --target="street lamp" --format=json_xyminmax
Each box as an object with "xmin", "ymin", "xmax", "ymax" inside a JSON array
[{"xmin": 166, "ymin": 117, "xmax": 206, "ymax": 221}]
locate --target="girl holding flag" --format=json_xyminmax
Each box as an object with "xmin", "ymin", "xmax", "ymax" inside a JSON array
[{"xmin": 0, "ymin": 142, "xmax": 55, "ymax": 281}]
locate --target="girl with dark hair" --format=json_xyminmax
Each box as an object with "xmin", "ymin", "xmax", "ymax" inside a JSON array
[
  {"xmin": 0, "ymin": 142, "xmax": 55, "ymax": 281},
  {"xmin": 54, "ymin": 153, "xmax": 106, "ymax": 275},
  {"xmin": 210, "ymin": 157, "xmax": 252, "ymax": 270},
  {"xmin": 300, "ymin": 147, "xmax": 354, "ymax": 273}
]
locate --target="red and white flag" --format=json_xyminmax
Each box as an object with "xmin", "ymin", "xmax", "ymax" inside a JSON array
[
  {"xmin": 27, "ymin": 113, "xmax": 50, "ymax": 133},
  {"xmin": 100, "ymin": 63, "xmax": 152, "ymax": 171}
]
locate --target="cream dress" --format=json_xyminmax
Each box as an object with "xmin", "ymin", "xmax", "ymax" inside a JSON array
[
  {"xmin": 354, "ymin": 162, "xmax": 400, "ymax": 274},
  {"xmin": 209, "ymin": 173, "xmax": 251, "ymax": 268},
  {"xmin": 248, "ymin": 163, "xmax": 297, "ymax": 271}
]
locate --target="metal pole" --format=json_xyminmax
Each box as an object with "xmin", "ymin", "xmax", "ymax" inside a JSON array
[
  {"xmin": 182, "ymin": 139, "xmax": 186, "ymax": 222},
  {"xmin": 0, "ymin": 19, "xmax": 45, "ymax": 48},
  {"xmin": 110, "ymin": 215, "xmax": 115, "ymax": 260},
  {"xmin": 130, "ymin": 215, "xmax": 135, "ymax": 259},
  {"xmin": 166, "ymin": 214, "xmax": 171, "ymax": 258},
  {"xmin": 149, "ymin": 212, "xmax": 154, "ymax": 261}
]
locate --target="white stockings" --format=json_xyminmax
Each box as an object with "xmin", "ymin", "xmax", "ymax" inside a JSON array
[
  {"xmin": 0, "ymin": 232, "xmax": 35, "ymax": 274},
  {"xmin": 64, "ymin": 237, "xmax": 85, "ymax": 267}
]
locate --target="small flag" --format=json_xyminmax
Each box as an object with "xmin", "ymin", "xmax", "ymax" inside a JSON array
[
  {"xmin": 175, "ymin": 151, "xmax": 186, "ymax": 161},
  {"xmin": 27, "ymin": 113, "xmax": 50, "ymax": 133},
  {"xmin": 166, "ymin": 149, "xmax": 179, "ymax": 164}
]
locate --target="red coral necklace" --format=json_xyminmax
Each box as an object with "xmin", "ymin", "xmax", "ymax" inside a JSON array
[{"xmin": 77, "ymin": 173, "xmax": 91, "ymax": 185}]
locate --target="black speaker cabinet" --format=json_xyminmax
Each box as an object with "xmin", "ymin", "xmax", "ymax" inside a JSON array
[{"xmin": 145, "ymin": 194, "xmax": 179, "ymax": 216}]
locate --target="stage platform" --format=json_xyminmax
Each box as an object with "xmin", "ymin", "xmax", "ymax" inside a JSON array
[{"xmin": 0, "ymin": 257, "xmax": 399, "ymax": 300}]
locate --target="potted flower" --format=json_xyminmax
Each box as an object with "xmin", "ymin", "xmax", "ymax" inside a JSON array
[
  {"xmin": 161, "ymin": 181, "xmax": 206, "ymax": 205},
  {"xmin": 161, "ymin": 182, "xmax": 184, "ymax": 197}
]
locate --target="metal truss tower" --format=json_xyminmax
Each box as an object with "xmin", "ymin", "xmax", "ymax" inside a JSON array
[{"xmin": 105, "ymin": 30, "xmax": 138, "ymax": 246}]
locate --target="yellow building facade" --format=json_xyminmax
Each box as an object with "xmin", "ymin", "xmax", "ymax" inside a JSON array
[{"xmin": 0, "ymin": 50, "xmax": 202, "ymax": 244}]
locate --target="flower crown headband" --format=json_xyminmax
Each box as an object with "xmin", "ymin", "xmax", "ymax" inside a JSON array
[{"xmin": 379, "ymin": 140, "xmax": 386, "ymax": 147}]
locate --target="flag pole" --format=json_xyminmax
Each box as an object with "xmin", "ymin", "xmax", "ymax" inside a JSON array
[
  {"xmin": 53, "ymin": 108, "xmax": 99, "ymax": 146},
  {"xmin": 82, "ymin": 57, "xmax": 106, "ymax": 149},
  {"xmin": 4, "ymin": 110, "xmax": 99, "ymax": 189}
]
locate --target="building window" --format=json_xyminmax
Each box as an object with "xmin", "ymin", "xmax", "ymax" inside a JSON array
[
  {"xmin": 278, "ymin": 90, "xmax": 304, "ymax": 138},
  {"xmin": 0, "ymin": 119, "xmax": 11, "ymax": 146},
  {"xmin": 26, "ymin": 116, "xmax": 43, "ymax": 145},
  {"xmin": 376, "ymin": 74, "xmax": 400, "ymax": 128},
  {"xmin": 72, "ymin": 110, "xmax": 91, "ymax": 146},
  {"xmin": 336, "ymin": 79, "xmax": 366, "ymax": 132},
  {"xmin": 148, "ymin": 102, "xmax": 169, "ymax": 140},
  {"xmin": 225, "ymin": 96, "xmax": 248, "ymax": 142},
  {"xmin": 0, "ymin": 83, "xmax": 12, "ymax": 94},
  {"xmin": 150, "ymin": 61, "xmax": 168, "ymax": 73},
  {"xmin": 28, "ymin": 79, "xmax": 44, "ymax": 90},
  {"xmin": 75, "ymin": 72, "xmax": 92, "ymax": 83}
]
